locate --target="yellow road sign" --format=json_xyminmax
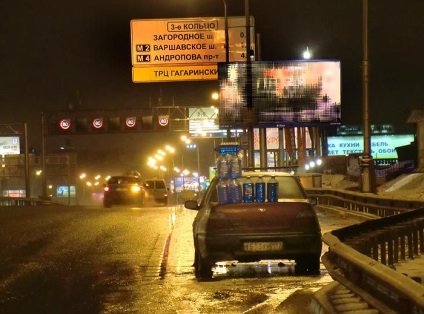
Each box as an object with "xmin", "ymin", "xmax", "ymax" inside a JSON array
[{"xmin": 132, "ymin": 64, "xmax": 218, "ymax": 83}]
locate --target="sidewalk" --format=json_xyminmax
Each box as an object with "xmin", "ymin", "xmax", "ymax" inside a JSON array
[{"xmin": 167, "ymin": 205, "xmax": 197, "ymax": 276}]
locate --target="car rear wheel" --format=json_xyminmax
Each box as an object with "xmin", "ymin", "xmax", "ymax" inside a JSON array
[
  {"xmin": 194, "ymin": 249, "xmax": 213, "ymax": 281},
  {"xmin": 295, "ymin": 254, "xmax": 320, "ymax": 275}
]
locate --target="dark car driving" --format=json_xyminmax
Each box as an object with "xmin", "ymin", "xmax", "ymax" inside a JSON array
[
  {"xmin": 184, "ymin": 171, "xmax": 322, "ymax": 281},
  {"xmin": 103, "ymin": 175, "xmax": 146, "ymax": 208}
]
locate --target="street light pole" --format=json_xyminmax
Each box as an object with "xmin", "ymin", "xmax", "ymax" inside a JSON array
[
  {"xmin": 186, "ymin": 143, "xmax": 201, "ymax": 195},
  {"xmin": 361, "ymin": 0, "xmax": 376, "ymax": 193},
  {"xmin": 196, "ymin": 145, "xmax": 201, "ymax": 195},
  {"xmin": 24, "ymin": 123, "xmax": 30, "ymax": 198},
  {"xmin": 41, "ymin": 112, "xmax": 48, "ymax": 200}
]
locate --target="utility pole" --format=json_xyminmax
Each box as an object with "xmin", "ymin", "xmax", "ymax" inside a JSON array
[{"xmin": 361, "ymin": 0, "xmax": 377, "ymax": 193}]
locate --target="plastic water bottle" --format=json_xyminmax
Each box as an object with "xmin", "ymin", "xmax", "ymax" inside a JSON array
[
  {"xmin": 267, "ymin": 176, "xmax": 279, "ymax": 202},
  {"xmin": 243, "ymin": 176, "xmax": 254, "ymax": 203},
  {"xmin": 229, "ymin": 154, "xmax": 242, "ymax": 179},
  {"xmin": 217, "ymin": 154, "xmax": 230, "ymax": 179},
  {"xmin": 255, "ymin": 176, "xmax": 265, "ymax": 203},
  {"xmin": 228, "ymin": 179, "xmax": 242, "ymax": 203},
  {"xmin": 217, "ymin": 180, "xmax": 229, "ymax": 204}
]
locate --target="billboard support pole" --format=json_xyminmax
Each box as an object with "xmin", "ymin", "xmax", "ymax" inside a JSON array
[
  {"xmin": 223, "ymin": 0, "xmax": 229, "ymax": 64},
  {"xmin": 223, "ymin": 0, "xmax": 231, "ymax": 140},
  {"xmin": 245, "ymin": 0, "xmax": 255, "ymax": 168}
]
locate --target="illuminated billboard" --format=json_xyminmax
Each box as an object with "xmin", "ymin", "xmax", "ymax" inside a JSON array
[
  {"xmin": 0, "ymin": 137, "xmax": 20, "ymax": 155},
  {"xmin": 327, "ymin": 134, "xmax": 414, "ymax": 159},
  {"xmin": 218, "ymin": 60, "xmax": 341, "ymax": 128}
]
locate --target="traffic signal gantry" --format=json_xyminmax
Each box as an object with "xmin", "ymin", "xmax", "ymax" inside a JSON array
[{"xmin": 46, "ymin": 109, "xmax": 171, "ymax": 135}]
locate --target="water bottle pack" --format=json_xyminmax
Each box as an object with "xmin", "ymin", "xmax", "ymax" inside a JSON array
[
  {"xmin": 255, "ymin": 176, "xmax": 266, "ymax": 203},
  {"xmin": 229, "ymin": 154, "xmax": 242, "ymax": 179},
  {"xmin": 267, "ymin": 176, "xmax": 279, "ymax": 202},
  {"xmin": 216, "ymin": 151, "xmax": 242, "ymax": 204},
  {"xmin": 215, "ymin": 144, "xmax": 278, "ymax": 204},
  {"xmin": 228, "ymin": 179, "xmax": 242, "ymax": 203},
  {"xmin": 217, "ymin": 154, "xmax": 230, "ymax": 180},
  {"xmin": 217, "ymin": 179, "xmax": 230, "ymax": 204},
  {"xmin": 242, "ymin": 176, "xmax": 254, "ymax": 203}
]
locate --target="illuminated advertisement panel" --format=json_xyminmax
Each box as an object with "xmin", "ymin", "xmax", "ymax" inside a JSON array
[
  {"xmin": 218, "ymin": 60, "xmax": 341, "ymax": 128},
  {"xmin": 0, "ymin": 137, "xmax": 20, "ymax": 155},
  {"xmin": 56, "ymin": 186, "xmax": 76, "ymax": 198},
  {"xmin": 327, "ymin": 134, "xmax": 414, "ymax": 159},
  {"xmin": 188, "ymin": 107, "xmax": 244, "ymax": 138}
]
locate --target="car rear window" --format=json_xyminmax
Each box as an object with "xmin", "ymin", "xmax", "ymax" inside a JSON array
[
  {"xmin": 155, "ymin": 181, "xmax": 166, "ymax": 189},
  {"xmin": 108, "ymin": 176, "xmax": 138, "ymax": 184},
  {"xmin": 207, "ymin": 175, "xmax": 305, "ymax": 203},
  {"xmin": 145, "ymin": 180, "xmax": 166, "ymax": 189},
  {"xmin": 144, "ymin": 180, "xmax": 154, "ymax": 189},
  {"xmin": 238, "ymin": 176, "xmax": 305, "ymax": 199}
]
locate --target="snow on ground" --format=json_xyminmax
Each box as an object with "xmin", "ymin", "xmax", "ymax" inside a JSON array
[
  {"xmin": 321, "ymin": 173, "xmax": 424, "ymax": 201},
  {"xmin": 321, "ymin": 174, "xmax": 358, "ymax": 190},
  {"xmin": 377, "ymin": 173, "xmax": 424, "ymax": 200}
]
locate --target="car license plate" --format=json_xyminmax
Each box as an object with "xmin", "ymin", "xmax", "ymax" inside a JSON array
[
  {"xmin": 116, "ymin": 188, "xmax": 127, "ymax": 191},
  {"xmin": 243, "ymin": 242, "xmax": 283, "ymax": 252}
]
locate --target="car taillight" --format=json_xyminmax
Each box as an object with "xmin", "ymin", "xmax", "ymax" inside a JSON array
[
  {"xmin": 104, "ymin": 186, "xmax": 110, "ymax": 192},
  {"xmin": 293, "ymin": 207, "xmax": 319, "ymax": 228},
  {"xmin": 207, "ymin": 212, "xmax": 233, "ymax": 231}
]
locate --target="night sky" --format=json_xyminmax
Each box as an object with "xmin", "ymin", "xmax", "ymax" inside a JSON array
[{"xmin": 1, "ymin": 0, "xmax": 423, "ymax": 156}]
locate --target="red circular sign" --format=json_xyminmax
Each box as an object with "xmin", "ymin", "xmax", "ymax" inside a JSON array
[
  {"xmin": 59, "ymin": 119, "xmax": 71, "ymax": 130},
  {"xmin": 126, "ymin": 117, "xmax": 136, "ymax": 128},
  {"xmin": 158, "ymin": 116, "xmax": 169, "ymax": 127},
  {"xmin": 92, "ymin": 118, "xmax": 103, "ymax": 129}
]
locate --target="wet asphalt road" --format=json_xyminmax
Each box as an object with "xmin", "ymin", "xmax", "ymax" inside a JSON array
[{"xmin": 0, "ymin": 204, "xmax": 364, "ymax": 314}]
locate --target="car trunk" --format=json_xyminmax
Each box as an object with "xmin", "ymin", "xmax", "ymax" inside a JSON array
[{"xmin": 207, "ymin": 201, "xmax": 319, "ymax": 232}]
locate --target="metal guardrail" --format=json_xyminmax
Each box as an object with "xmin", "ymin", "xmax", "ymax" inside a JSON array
[
  {"xmin": 322, "ymin": 209, "xmax": 424, "ymax": 314},
  {"xmin": 0, "ymin": 197, "xmax": 67, "ymax": 206},
  {"xmin": 306, "ymin": 188, "xmax": 424, "ymax": 313},
  {"xmin": 306, "ymin": 188, "xmax": 424, "ymax": 217}
]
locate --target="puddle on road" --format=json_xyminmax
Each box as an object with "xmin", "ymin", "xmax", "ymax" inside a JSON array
[{"xmin": 213, "ymin": 260, "xmax": 297, "ymax": 278}]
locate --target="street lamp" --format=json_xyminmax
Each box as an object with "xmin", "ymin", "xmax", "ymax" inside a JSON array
[
  {"xmin": 211, "ymin": 92, "xmax": 219, "ymax": 101},
  {"xmin": 302, "ymin": 47, "xmax": 311, "ymax": 59}
]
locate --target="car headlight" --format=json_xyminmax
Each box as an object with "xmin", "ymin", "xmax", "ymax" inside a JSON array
[{"xmin": 131, "ymin": 185, "xmax": 141, "ymax": 193}]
